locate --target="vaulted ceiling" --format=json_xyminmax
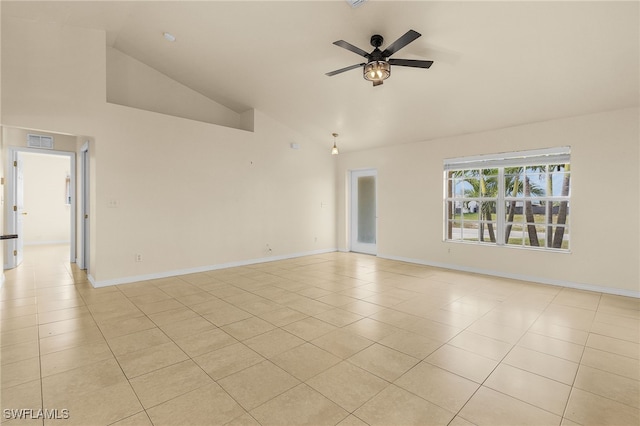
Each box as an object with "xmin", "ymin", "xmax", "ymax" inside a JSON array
[{"xmin": 3, "ymin": 1, "xmax": 639, "ymax": 152}]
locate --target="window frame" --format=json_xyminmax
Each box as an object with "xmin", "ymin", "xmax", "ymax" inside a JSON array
[{"xmin": 443, "ymin": 147, "xmax": 571, "ymax": 251}]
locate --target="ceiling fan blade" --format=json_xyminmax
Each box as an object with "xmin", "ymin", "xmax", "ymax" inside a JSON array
[
  {"xmin": 381, "ymin": 29, "xmax": 421, "ymax": 57},
  {"xmin": 333, "ymin": 40, "xmax": 370, "ymax": 58},
  {"xmin": 325, "ymin": 63, "xmax": 365, "ymax": 77},
  {"xmin": 373, "ymin": 80, "xmax": 383, "ymax": 87},
  {"xmin": 388, "ymin": 58, "xmax": 434, "ymax": 69}
]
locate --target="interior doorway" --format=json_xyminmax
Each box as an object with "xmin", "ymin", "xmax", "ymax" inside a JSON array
[
  {"xmin": 5, "ymin": 148, "xmax": 76, "ymax": 269},
  {"xmin": 350, "ymin": 169, "xmax": 377, "ymax": 255}
]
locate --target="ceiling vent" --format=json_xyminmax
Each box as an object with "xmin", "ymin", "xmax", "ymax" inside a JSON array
[
  {"xmin": 27, "ymin": 134, "xmax": 54, "ymax": 150},
  {"xmin": 346, "ymin": 0, "xmax": 366, "ymax": 7}
]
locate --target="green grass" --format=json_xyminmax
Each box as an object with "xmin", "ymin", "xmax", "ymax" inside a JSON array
[
  {"xmin": 507, "ymin": 238, "xmax": 569, "ymax": 250},
  {"xmin": 463, "ymin": 237, "xmax": 569, "ymax": 249},
  {"xmin": 452, "ymin": 212, "xmax": 570, "ymax": 249},
  {"xmin": 456, "ymin": 213, "xmax": 569, "ymax": 227}
]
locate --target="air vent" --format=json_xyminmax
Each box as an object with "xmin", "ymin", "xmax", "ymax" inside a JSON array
[
  {"xmin": 27, "ymin": 134, "xmax": 54, "ymax": 149},
  {"xmin": 346, "ymin": 0, "xmax": 366, "ymax": 7}
]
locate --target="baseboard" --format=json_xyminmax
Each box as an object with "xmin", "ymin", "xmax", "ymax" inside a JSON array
[
  {"xmin": 87, "ymin": 249, "xmax": 638, "ymax": 298},
  {"xmin": 377, "ymin": 253, "xmax": 640, "ymax": 299},
  {"xmin": 90, "ymin": 248, "xmax": 338, "ymax": 288},
  {"xmin": 87, "ymin": 273, "xmax": 97, "ymax": 287}
]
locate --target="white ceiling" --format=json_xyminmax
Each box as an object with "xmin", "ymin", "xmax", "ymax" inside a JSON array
[{"xmin": 3, "ymin": 1, "xmax": 639, "ymax": 152}]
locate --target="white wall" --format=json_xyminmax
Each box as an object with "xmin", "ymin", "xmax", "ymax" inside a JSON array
[
  {"xmin": 21, "ymin": 152, "xmax": 70, "ymax": 245},
  {"xmin": 106, "ymin": 47, "xmax": 246, "ymax": 130},
  {"xmin": 337, "ymin": 108, "xmax": 640, "ymax": 297},
  {"xmin": 2, "ymin": 16, "xmax": 336, "ymax": 286},
  {"xmin": 93, "ymin": 105, "xmax": 335, "ymax": 284},
  {"xmin": 2, "ymin": 15, "xmax": 637, "ymax": 296}
]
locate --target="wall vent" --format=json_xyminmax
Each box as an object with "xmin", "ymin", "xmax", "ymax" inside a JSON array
[{"xmin": 27, "ymin": 134, "xmax": 54, "ymax": 149}]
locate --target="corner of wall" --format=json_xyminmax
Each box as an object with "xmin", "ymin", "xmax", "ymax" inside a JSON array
[
  {"xmin": 106, "ymin": 47, "xmax": 243, "ymax": 130},
  {"xmin": 240, "ymin": 109, "xmax": 255, "ymax": 132}
]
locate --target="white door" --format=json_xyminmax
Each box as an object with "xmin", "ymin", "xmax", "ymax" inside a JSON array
[
  {"xmin": 6, "ymin": 151, "xmax": 25, "ymax": 268},
  {"xmin": 81, "ymin": 143, "xmax": 90, "ymax": 270},
  {"xmin": 350, "ymin": 169, "xmax": 377, "ymax": 255},
  {"xmin": 16, "ymin": 152, "xmax": 25, "ymax": 266}
]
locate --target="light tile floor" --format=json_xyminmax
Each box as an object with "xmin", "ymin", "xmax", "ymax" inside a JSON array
[{"xmin": 1, "ymin": 244, "xmax": 639, "ymax": 425}]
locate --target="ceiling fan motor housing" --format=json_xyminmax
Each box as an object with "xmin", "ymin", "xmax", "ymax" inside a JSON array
[{"xmin": 370, "ymin": 34, "xmax": 384, "ymax": 49}]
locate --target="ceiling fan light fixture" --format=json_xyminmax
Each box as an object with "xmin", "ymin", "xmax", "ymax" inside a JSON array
[
  {"xmin": 363, "ymin": 61, "xmax": 390, "ymax": 83},
  {"xmin": 331, "ymin": 133, "xmax": 340, "ymax": 155}
]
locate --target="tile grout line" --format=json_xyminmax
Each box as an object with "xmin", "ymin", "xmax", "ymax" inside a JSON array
[{"xmin": 9, "ymin": 247, "xmax": 638, "ymax": 425}]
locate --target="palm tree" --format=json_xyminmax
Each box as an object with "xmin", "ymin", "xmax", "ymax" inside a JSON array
[
  {"xmin": 463, "ymin": 169, "xmax": 498, "ymax": 242},
  {"xmin": 504, "ymin": 167, "xmax": 544, "ymax": 245},
  {"xmin": 524, "ymin": 174, "xmax": 540, "ymax": 246},
  {"xmin": 480, "ymin": 171, "xmax": 497, "ymax": 242},
  {"xmin": 546, "ymin": 167, "xmax": 555, "ymax": 248},
  {"xmin": 552, "ymin": 164, "xmax": 570, "ymax": 248},
  {"xmin": 504, "ymin": 167, "xmax": 521, "ymax": 242},
  {"xmin": 453, "ymin": 165, "xmax": 564, "ymax": 248},
  {"xmin": 524, "ymin": 164, "xmax": 570, "ymax": 248}
]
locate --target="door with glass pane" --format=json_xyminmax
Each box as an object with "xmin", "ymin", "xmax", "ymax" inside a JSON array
[{"xmin": 350, "ymin": 169, "xmax": 377, "ymax": 255}]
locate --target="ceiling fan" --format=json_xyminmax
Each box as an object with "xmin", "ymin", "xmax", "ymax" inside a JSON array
[{"xmin": 326, "ymin": 29, "xmax": 433, "ymax": 86}]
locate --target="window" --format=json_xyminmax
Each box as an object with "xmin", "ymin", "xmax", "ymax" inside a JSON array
[{"xmin": 444, "ymin": 147, "xmax": 571, "ymax": 251}]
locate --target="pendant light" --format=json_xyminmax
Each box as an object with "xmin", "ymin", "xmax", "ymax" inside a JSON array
[{"xmin": 331, "ymin": 133, "xmax": 339, "ymax": 155}]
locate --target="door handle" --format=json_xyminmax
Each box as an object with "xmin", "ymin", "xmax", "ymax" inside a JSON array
[{"xmin": 21, "ymin": 212, "xmax": 28, "ymax": 215}]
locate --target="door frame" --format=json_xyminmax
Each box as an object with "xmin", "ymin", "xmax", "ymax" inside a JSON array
[
  {"xmin": 349, "ymin": 168, "xmax": 378, "ymax": 255},
  {"xmin": 5, "ymin": 147, "xmax": 76, "ymax": 268}
]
